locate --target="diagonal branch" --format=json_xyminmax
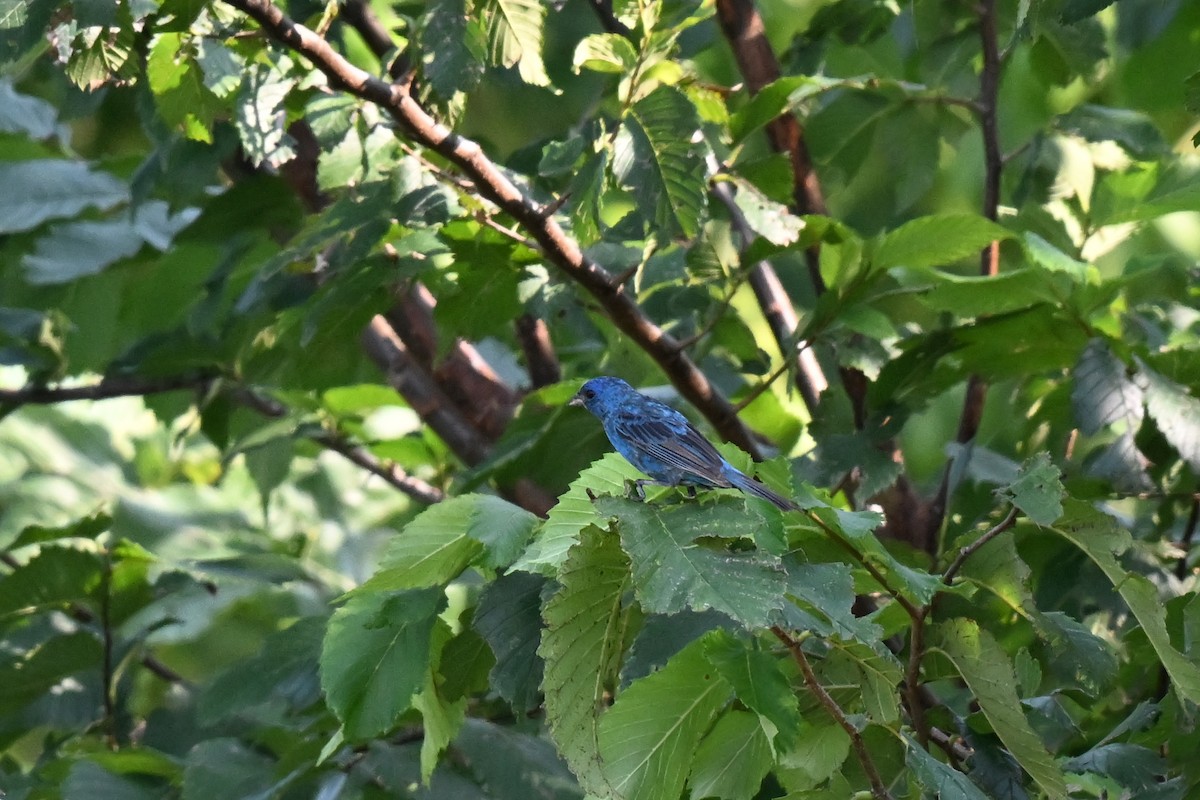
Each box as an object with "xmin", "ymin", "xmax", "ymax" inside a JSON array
[{"xmin": 220, "ymin": 0, "xmax": 763, "ymax": 458}]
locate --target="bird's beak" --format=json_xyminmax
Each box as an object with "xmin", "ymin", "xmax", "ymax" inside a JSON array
[{"xmin": 568, "ymin": 393, "xmax": 584, "ymax": 408}]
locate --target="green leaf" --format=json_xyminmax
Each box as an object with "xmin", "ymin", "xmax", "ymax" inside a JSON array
[
  {"xmin": 729, "ymin": 75, "xmax": 812, "ymax": 144},
  {"xmin": 874, "ymin": 214, "xmax": 1012, "ymax": 269},
  {"xmin": 1072, "ymin": 339, "xmax": 1143, "ymax": 435},
  {"xmin": 474, "ymin": 571, "xmax": 545, "ymax": 712},
  {"xmin": 147, "ymin": 32, "xmax": 220, "ymax": 142},
  {"xmin": 454, "ymin": 718, "xmax": 583, "ymax": 799},
  {"xmin": 198, "ymin": 616, "xmax": 323, "ymax": 725},
  {"xmin": 573, "ymin": 33, "xmax": 637, "ymax": 74},
  {"xmin": 916, "ymin": 267, "xmax": 1067, "ymax": 316},
  {"xmin": 320, "ymin": 587, "xmax": 444, "ymax": 740},
  {"xmin": 704, "ymin": 630, "xmax": 802, "ymax": 751},
  {"xmin": 778, "ymin": 721, "xmax": 851, "ymax": 788},
  {"xmin": 614, "ymin": 86, "xmax": 708, "ymax": 239},
  {"xmin": 823, "ymin": 639, "xmax": 903, "ymax": 724},
  {"xmin": 64, "ymin": 762, "xmax": 163, "ymax": 800},
  {"xmin": 0, "ymin": 632, "xmax": 103, "ymax": 714},
  {"xmin": 481, "ymin": 0, "xmax": 551, "ymax": 87},
  {"xmin": 932, "ymin": 618, "xmax": 1068, "ymax": 798},
  {"xmin": 1051, "ymin": 501, "xmax": 1200, "ymax": 705},
  {"xmin": 539, "ymin": 527, "xmax": 632, "ymax": 796},
  {"xmin": 512, "ymin": 452, "xmax": 642, "ymax": 575},
  {"xmin": 0, "ymin": 78, "xmax": 59, "ymax": 139},
  {"xmin": 235, "ymin": 61, "xmax": 297, "ymax": 167},
  {"xmin": 1139, "ymin": 361, "xmax": 1200, "ymax": 472},
  {"xmin": 597, "ymin": 497, "xmax": 787, "ymax": 628},
  {"xmin": 358, "ymin": 495, "xmax": 539, "ymax": 592},
  {"xmin": 0, "ymin": 546, "xmax": 103, "ymax": 618},
  {"xmin": 999, "ymin": 453, "xmax": 1064, "ymax": 526},
  {"xmin": 809, "ymin": 507, "xmax": 943, "ymax": 605},
  {"xmin": 0, "ymin": 160, "xmax": 127, "ymax": 234},
  {"xmin": 10, "ymin": 512, "xmax": 110, "ymax": 549},
  {"xmin": 413, "ymin": 621, "xmax": 468, "ymax": 782},
  {"xmin": 598, "ymin": 633, "xmax": 732, "ymax": 800},
  {"xmin": 1023, "ymin": 232, "xmax": 1090, "ymax": 281},
  {"xmin": 1063, "ymin": 743, "xmax": 1164, "ymax": 793},
  {"xmin": 688, "ymin": 709, "xmax": 774, "ymax": 800},
  {"xmin": 181, "ymin": 739, "xmax": 274, "ymax": 800},
  {"xmin": 421, "ymin": 0, "xmax": 484, "ymax": 98},
  {"xmin": 904, "ymin": 734, "xmax": 990, "ymax": 800},
  {"xmin": 729, "ymin": 176, "xmax": 806, "ymax": 246}
]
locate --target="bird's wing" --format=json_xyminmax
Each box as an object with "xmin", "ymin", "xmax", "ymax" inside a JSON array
[{"xmin": 610, "ymin": 408, "xmax": 731, "ymax": 486}]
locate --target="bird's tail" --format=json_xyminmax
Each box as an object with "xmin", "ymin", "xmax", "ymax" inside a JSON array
[{"xmin": 726, "ymin": 469, "xmax": 797, "ymax": 511}]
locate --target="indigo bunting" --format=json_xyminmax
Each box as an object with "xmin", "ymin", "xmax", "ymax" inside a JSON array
[{"xmin": 570, "ymin": 376, "xmax": 796, "ymax": 510}]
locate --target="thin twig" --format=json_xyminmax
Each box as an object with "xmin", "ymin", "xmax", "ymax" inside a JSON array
[
  {"xmin": 0, "ymin": 551, "xmax": 189, "ymax": 686},
  {"xmin": 772, "ymin": 627, "xmax": 894, "ymax": 800},
  {"xmin": 733, "ymin": 360, "xmax": 791, "ymax": 412},
  {"xmin": 0, "ymin": 373, "xmax": 217, "ymax": 407},
  {"xmin": 941, "ymin": 506, "xmax": 1019, "ymax": 587},
  {"xmin": 99, "ymin": 551, "xmax": 116, "ymax": 747},
  {"xmin": 220, "ymin": 0, "xmax": 764, "ymax": 457}
]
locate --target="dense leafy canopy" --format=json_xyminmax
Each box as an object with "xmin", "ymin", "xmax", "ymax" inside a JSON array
[{"xmin": 2, "ymin": 0, "xmax": 1199, "ymax": 798}]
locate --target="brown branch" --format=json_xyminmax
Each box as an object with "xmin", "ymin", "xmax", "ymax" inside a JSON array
[
  {"xmin": 772, "ymin": 627, "xmax": 893, "ymax": 800},
  {"xmin": 584, "ymin": 0, "xmax": 633, "ymax": 38},
  {"xmin": 708, "ymin": 169, "xmax": 828, "ymax": 410},
  {"xmin": 926, "ymin": 0, "xmax": 1005, "ymax": 540},
  {"xmin": 0, "ymin": 373, "xmax": 217, "ymax": 407},
  {"xmin": 221, "ymin": 0, "xmax": 764, "ymax": 458},
  {"xmin": 340, "ymin": 0, "xmax": 408, "ymax": 79},
  {"xmin": 515, "ymin": 314, "xmax": 561, "ymax": 388}
]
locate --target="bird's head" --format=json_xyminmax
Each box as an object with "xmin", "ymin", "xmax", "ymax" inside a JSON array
[{"xmin": 569, "ymin": 376, "xmax": 633, "ymax": 417}]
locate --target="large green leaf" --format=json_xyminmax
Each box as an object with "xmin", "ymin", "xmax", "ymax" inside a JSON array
[
  {"xmin": 539, "ymin": 527, "xmax": 631, "ymax": 796},
  {"xmin": 688, "ymin": 710, "xmax": 774, "ymax": 800},
  {"xmin": 598, "ymin": 633, "xmax": 732, "ymax": 800},
  {"xmin": 932, "ymin": 618, "xmax": 1068, "ymax": 799},
  {"xmin": 357, "ymin": 494, "xmax": 539, "ymax": 592},
  {"xmin": 597, "ymin": 497, "xmax": 787, "ymax": 628},
  {"xmin": 999, "ymin": 453, "xmax": 1064, "ymax": 526},
  {"xmin": 614, "ymin": 86, "xmax": 708, "ymax": 239},
  {"xmin": 1051, "ymin": 502, "xmax": 1200, "ymax": 705},
  {"xmin": 0, "ymin": 160, "xmax": 127, "ymax": 234},
  {"xmin": 704, "ymin": 630, "xmax": 802, "ymax": 751},
  {"xmin": 473, "ymin": 571, "xmax": 545, "ymax": 712},
  {"xmin": 512, "ymin": 453, "xmax": 642, "ymax": 575},
  {"xmin": 874, "ymin": 214, "xmax": 1012, "ymax": 269},
  {"xmin": 320, "ymin": 587, "xmax": 444, "ymax": 740},
  {"xmin": 421, "ymin": 0, "xmax": 483, "ymax": 98},
  {"xmin": 0, "ymin": 546, "xmax": 104, "ymax": 618},
  {"xmin": 480, "ymin": 0, "xmax": 551, "ymax": 87},
  {"xmin": 1073, "ymin": 339, "xmax": 1143, "ymax": 435}
]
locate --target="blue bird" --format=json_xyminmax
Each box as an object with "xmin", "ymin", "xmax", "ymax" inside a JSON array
[{"xmin": 570, "ymin": 376, "xmax": 796, "ymax": 510}]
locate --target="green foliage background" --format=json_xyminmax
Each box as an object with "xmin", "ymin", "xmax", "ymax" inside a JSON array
[{"xmin": 1, "ymin": 0, "xmax": 1199, "ymax": 798}]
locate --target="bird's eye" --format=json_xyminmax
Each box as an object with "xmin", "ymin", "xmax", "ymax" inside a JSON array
[{"xmin": 584, "ymin": 389, "xmax": 596, "ymax": 400}]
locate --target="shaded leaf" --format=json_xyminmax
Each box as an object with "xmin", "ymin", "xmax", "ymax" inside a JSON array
[
  {"xmin": 474, "ymin": 571, "xmax": 546, "ymax": 712},
  {"xmin": 1072, "ymin": 339, "xmax": 1143, "ymax": 434},
  {"xmin": 1139, "ymin": 361, "xmax": 1200, "ymax": 472},
  {"xmin": 1000, "ymin": 453, "xmax": 1064, "ymax": 526},
  {"xmin": 598, "ymin": 633, "xmax": 732, "ymax": 800},
  {"xmin": 0, "ymin": 160, "xmax": 127, "ymax": 234}
]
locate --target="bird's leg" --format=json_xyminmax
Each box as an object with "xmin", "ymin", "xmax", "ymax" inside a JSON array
[
  {"xmin": 624, "ymin": 479, "xmax": 647, "ymax": 501},
  {"xmin": 684, "ymin": 486, "xmax": 697, "ymax": 500}
]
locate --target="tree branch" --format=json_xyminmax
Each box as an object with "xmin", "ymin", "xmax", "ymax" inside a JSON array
[
  {"xmin": 927, "ymin": 0, "xmax": 1005, "ymax": 539},
  {"xmin": 772, "ymin": 627, "xmax": 894, "ymax": 800},
  {"xmin": 941, "ymin": 505, "xmax": 1019, "ymax": 588},
  {"xmin": 515, "ymin": 314, "xmax": 562, "ymax": 389},
  {"xmin": 220, "ymin": 0, "xmax": 764, "ymax": 458}
]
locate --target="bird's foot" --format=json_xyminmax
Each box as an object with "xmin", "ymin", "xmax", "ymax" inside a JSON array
[{"xmin": 624, "ymin": 479, "xmax": 648, "ymax": 502}]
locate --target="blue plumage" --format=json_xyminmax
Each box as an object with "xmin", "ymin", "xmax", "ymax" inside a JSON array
[{"xmin": 569, "ymin": 376, "xmax": 795, "ymax": 510}]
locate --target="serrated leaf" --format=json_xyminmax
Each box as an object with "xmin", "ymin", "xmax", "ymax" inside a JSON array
[
  {"xmin": 874, "ymin": 214, "xmax": 1012, "ymax": 269},
  {"xmin": 704, "ymin": 630, "xmax": 802, "ymax": 751},
  {"xmin": 539, "ymin": 527, "xmax": 631, "ymax": 796},
  {"xmin": 1051, "ymin": 501, "xmax": 1200, "ymax": 705},
  {"xmin": 573, "ymin": 32, "xmax": 637, "ymax": 74},
  {"xmin": 905, "ymin": 733, "xmax": 990, "ymax": 800},
  {"xmin": 614, "ymin": 86, "xmax": 708, "ymax": 239},
  {"xmin": 421, "ymin": 0, "xmax": 483, "ymax": 98},
  {"xmin": 598, "ymin": 633, "xmax": 732, "ymax": 800},
  {"xmin": 823, "ymin": 639, "xmax": 903, "ymax": 723},
  {"xmin": 1000, "ymin": 453, "xmax": 1064, "ymax": 525},
  {"xmin": 1072, "ymin": 339, "xmax": 1143, "ymax": 434},
  {"xmin": 0, "ymin": 160, "xmax": 128, "ymax": 234},
  {"xmin": 1139, "ymin": 361, "xmax": 1200, "ymax": 472},
  {"xmin": 810, "ymin": 507, "xmax": 943, "ymax": 605},
  {"xmin": 235, "ymin": 61, "xmax": 297, "ymax": 168},
  {"xmin": 688, "ymin": 710, "xmax": 774, "ymax": 799},
  {"xmin": 320, "ymin": 588, "xmax": 444, "ymax": 740},
  {"xmin": 729, "ymin": 176, "xmax": 805, "ymax": 246},
  {"xmin": 358, "ymin": 494, "xmax": 538, "ymax": 592},
  {"xmin": 481, "ymin": 0, "xmax": 551, "ymax": 87},
  {"xmin": 597, "ymin": 497, "xmax": 786, "ymax": 628},
  {"xmin": 474, "ymin": 571, "xmax": 545, "ymax": 712},
  {"xmin": 512, "ymin": 452, "xmax": 643, "ymax": 574},
  {"xmin": 933, "ymin": 618, "xmax": 1068, "ymax": 798},
  {"xmin": 1023, "ymin": 232, "xmax": 1090, "ymax": 280}
]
